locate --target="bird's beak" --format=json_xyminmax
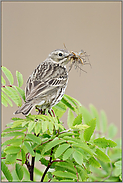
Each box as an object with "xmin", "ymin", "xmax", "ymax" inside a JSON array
[{"xmin": 65, "ymin": 53, "xmax": 74, "ymax": 58}]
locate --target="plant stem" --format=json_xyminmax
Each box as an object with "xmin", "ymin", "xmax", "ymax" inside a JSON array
[
  {"xmin": 41, "ymin": 148, "xmax": 54, "ymax": 182},
  {"xmin": 30, "ymin": 152, "xmax": 35, "ymax": 181}
]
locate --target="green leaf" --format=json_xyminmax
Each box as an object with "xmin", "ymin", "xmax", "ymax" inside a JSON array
[
  {"xmin": 52, "ymin": 106, "xmax": 66, "ymax": 119},
  {"xmin": 89, "ymin": 157, "xmax": 101, "ymax": 168},
  {"xmin": 2, "ymin": 86, "xmax": 22, "ymax": 106},
  {"xmin": 63, "ymin": 148, "xmax": 73, "ymax": 160},
  {"xmin": 53, "ymin": 117, "xmax": 59, "ymax": 130},
  {"xmin": 1, "ymin": 66, "xmax": 14, "ymax": 85},
  {"xmin": 11, "ymin": 120, "xmax": 25, "ymax": 128},
  {"xmin": 67, "ymin": 109, "xmax": 74, "ymax": 128},
  {"xmin": 16, "ymin": 71, "xmax": 23, "ymax": 87},
  {"xmin": 1, "ymin": 161, "xmax": 13, "ymax": 181},
  {"xmin": 2, "ymin": 131, "xmax": 25, "ymax": 137},
  {"xmin": 15, "ymin": 163, "xmax": 24, "ymax": 180},
  {"xmin": 43, "ymin": 137, "xmax": 66, "ymax": 154},
  {"xmin": 94, "ymin": 137, "xmax": 117, "ymax": 148},
  {"xmin": 21, "ymin": 148, "xmax": 26, "ymax": 165},
  {"xmin": 78, "ymin": 106, "xmax": 92, "ymax": 124},
  {"xmin": 95, "ymin": 148, "xmax": 110, "ymax": 162},
  {"xmin": 28, "ymin": 121, "xmax": 36, "ymax": 132},
  {"xmin": 108, "ymin": 123, "xmax": 117, "ymax": 139},
  {"xmin": 58, "ymin": 179, "xmax": 74, "ymax": 182},
  {"xmin": 53, "ymin": 171, "xmax": 77, "ymax": 179},
  {"xmin": 55, "ymin": 143, "xmax": 70, "ymax": 158},
  {"xmin": 84, "ymin": 118, "xmax": 96, "ymax": 141},
  {"xmin": 89, "ymin": 104, "xmax": 100, "ymax": 131},
  {"xmin": 13, "ymin": 86, "xmax": 25, "ymax": 101},
  {"xmin": 61, "ymin": 97, "xmax": 75, "ymax": 111},
  {"xmin": 58, "ymin": 132, "xmax": 77, "ymax": 138},
  {"xmin": 72, "ymin": 143, "xmax": 93, "ymax": 155},
  {"xmin": 4, "ymin": 146, "xmax": 20, "ymax": 154},
  {"xmin": 63, "ymin": 94, "xmax": 78, "ymax": 107},
  {"xmin": 113, "ymin": 160, "xmax": 122, "ymax": 177},
  {"xmin": 35, "ymin": 122, "xmax": 42, "ymax": 135},
  {"xmin": 34, "ymin": 167, "xmax": 43, "ymax": 176},
  {"xmin": 5, "ymin": 154, "xmax": 17, "ymax": 164},
  {"xmin": 73, "ymin": 149, "xmax": 83, "ymax": 165},
  {"xmin": 1, "ymin": 92, "xmax": 8, "ymax": 107},
  {"xmin": 48, "ymin": 122, "xmax": 54, "ymax": 134},
  {"xmin": 56, "ymin": 161, "xmax": 76, "ymax": 173},
  {"xmin": 100, "ymin": 110, "xmax": 107, "ymax": 133},
  {"xmin": 73, "ymin": 114, "xmax": 82, "ymax": 126},
  {"xmin": 22, "ymin": 166, "xmax": 30, "ymax": 181},
  {"xmin": 1, "ymin": 91, "xmax": 13, "ymax": 107},
  {"xmin": 71, "ymin": 124, "xmax": 89, "ymax": 130},
  {"xmin": 24, "ymin": 141, "xmax": 35, "ymax": 156},
  {"xmin": 1, "ymin": 75, "xmax": 6, "ymax": 85},
  {"xmin": 64, "ymin": 94, "xmax": 82, "ymax": 106},
  {"xmin": 26, "ymin": 134, "xmax": 41, "ymax": 144},
  {"xmin": 54, "ymin": 101, "xmax": 67, "ymax": 111},
  {"xmin": 41, "ymin": 120, "xmax": 47, "ymax": 133},
  {"xmin": 114, "ymin": 160, "xmax": 121, "ymax": 168},
  {"xmin": 2, "ymin": 139, "xmax": 22, "ymax": 147}
]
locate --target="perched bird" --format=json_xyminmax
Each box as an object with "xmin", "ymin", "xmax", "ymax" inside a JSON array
[{"xmin": 14, "ymin": 49, "xmax": 74, "ymax": 116}]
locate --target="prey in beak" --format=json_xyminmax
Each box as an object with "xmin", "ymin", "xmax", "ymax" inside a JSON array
[{"xmin": 67, "ymin": 49, "xmax": 91, "ymax": 73}]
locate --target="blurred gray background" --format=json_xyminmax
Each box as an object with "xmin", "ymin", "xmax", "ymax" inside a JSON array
[{"xmin": 2, "ymin": 2, "xmax": 121, "ymax": 138}]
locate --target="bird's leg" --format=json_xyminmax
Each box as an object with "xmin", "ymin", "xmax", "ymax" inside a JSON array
[
  {"xmin": 48, "ymin": 109, "xmax": 55, "ymax": 117},
  {"xmin": 42, "ymin": 109, "xmax": 46, "ymax": 115},
  {"xmin": 35, "ymin": 107, "xmax": 41, "ymax": 115},
  {"xmin": 48, "ymin": 109, "xmax": 52, "ymax": 117},
  {"xmin": 51, "ymin": 109, "xmax": 55, "ymax": 117}
]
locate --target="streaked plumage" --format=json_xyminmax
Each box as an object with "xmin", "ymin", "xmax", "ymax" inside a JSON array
[{"xmin": 14, "ymin": 49, "xmax": 71, "ymax": 116}]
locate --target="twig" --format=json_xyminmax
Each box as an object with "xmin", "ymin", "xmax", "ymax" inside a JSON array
[
  {"xmin": 2, "ymin": 85, "xmax": 12, "ymax": 87},
  {"xmin": 1, "ymin": 157, "xmax": 22, "ymax": 162},
  {"xmin": 74, "ymin": 165, "xmax": 79, "ymax": 182}
]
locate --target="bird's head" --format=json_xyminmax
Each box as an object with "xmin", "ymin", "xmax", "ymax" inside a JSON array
[{"xmin": 48, "ymin": 49, "xmax": 73, "ymax": 66}]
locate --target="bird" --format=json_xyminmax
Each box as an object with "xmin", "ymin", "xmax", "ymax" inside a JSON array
[{"xmin": 14, "ymin": 49, "xmax": 74, "ymax": 116}]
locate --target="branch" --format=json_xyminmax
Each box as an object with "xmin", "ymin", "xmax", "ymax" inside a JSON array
[{"xmin": 41, "ymin": 148, "xmax": 54, "ymax": 182}]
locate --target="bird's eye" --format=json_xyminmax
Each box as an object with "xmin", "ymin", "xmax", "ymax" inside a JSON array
[{"xmin": 59, "ymin": 52, "xmax": 63, "ymax": 57}]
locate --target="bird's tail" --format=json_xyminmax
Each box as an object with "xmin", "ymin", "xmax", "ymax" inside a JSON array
[{"xmin": 14, "ymin": 103, "xmax": 33, "ymax": 116}]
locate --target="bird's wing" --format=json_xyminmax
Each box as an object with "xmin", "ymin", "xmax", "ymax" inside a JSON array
[{"xmin": 25, "ymin": 60, "xmax": 68, "ymax": 102}]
